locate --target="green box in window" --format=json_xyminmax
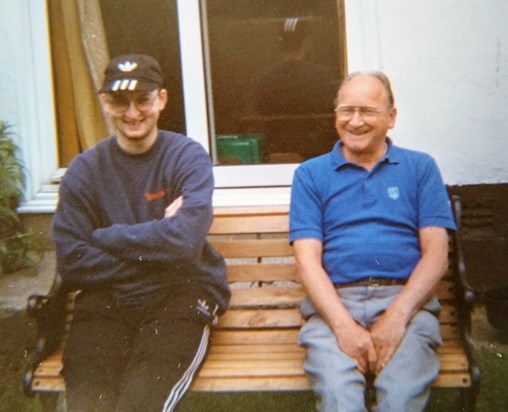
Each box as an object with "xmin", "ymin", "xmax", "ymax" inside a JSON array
[{"xmin": 216, "ymin": 134, "xmax": 267, "ymax": 164}]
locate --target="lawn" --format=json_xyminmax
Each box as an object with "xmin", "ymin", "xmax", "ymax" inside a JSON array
[{"xmin": 1, "ymin": 310, "xmax": 507, "ymax": 412}]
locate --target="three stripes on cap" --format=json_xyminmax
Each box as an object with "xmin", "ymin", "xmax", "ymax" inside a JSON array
[{"xmin": 112, "ymin": 79, "xmax": 139, "ymax": 91}]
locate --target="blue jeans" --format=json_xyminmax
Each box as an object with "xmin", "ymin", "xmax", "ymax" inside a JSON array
[{"xmin": 299, "ymin": 286, "xmax": 442, "ymax": 412}]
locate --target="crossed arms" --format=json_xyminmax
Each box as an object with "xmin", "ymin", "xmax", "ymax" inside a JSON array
[{"xmin": 52, "ymin": 153, "xmax": 214, "ymax": 290}]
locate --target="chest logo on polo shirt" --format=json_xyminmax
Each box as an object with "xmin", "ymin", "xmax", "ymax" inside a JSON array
[{"xmin": 387, "ymin": 186, "xmax": 400, "ymax": 200}]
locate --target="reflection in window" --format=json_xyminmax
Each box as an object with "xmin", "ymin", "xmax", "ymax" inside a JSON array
[
  {"xmin": 204, "ymin": 0, "xmax": 346, "ymax": 165},
  {"xmin": 100, "ymin": 0, "xmax": 185, "ymax": 136}
]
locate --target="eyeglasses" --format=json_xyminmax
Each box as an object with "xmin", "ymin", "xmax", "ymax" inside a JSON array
[
  {"xmin": 104, "ymin": 91, "xmax": 158, "ymax": 113},
  {"xmin": 335, "ymin": 105, "xmax": 392, "ymax": 121}
]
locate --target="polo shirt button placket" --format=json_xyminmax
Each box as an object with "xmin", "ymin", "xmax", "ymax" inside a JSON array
[{"xmin": 363, "ymin": 176, "xmax": 377, "ymax": 206}]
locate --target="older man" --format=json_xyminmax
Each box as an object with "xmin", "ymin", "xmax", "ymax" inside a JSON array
[{"xmin": 289, "ymin": 72, "xmax": 456, "ymax": 411}]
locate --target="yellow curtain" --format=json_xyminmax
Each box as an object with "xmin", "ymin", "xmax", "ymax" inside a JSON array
[{"xmin": 48, "ymin": 0, "xmax": 111, "ymax": 166}]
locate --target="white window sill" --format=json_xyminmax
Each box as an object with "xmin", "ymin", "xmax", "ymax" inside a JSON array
[{"xmin": 18, "ymin": 186, "xmax": 291, "ymax": 214}]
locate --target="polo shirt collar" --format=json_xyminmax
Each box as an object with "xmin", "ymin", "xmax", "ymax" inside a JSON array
[
  {"xmin": 331, "ymin": 137, "xmax": 401, "ymax": 170},
  {"xmin": 384, "ymin": 138, "xmax": 402, "ymax": 164}
]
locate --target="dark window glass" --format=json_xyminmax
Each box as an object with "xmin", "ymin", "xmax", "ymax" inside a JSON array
[
  {"xmin": 205, "ymin": 0, "xmax": 346, "ymax": 164},
  {"xmin": 100, "ymin": 0, "xmax": 185, "ymax": 134}
]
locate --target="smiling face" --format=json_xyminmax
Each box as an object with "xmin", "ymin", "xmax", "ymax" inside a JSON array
[
  {"xmin": 335, "ymin": 74, "xmax": 397, "ymax": 165},
  {"xmin": 102, "ymin": 89, "xmax": 168, "ymax": 154}
]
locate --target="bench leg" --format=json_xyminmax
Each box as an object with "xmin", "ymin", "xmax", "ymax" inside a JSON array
[
  {"xmin": 39, "ymin": 392, "xmax": 65, "ymax": 412},
  {"xmin": 460, "ymin": 387, "xmax": 477, "ymax": 412}
]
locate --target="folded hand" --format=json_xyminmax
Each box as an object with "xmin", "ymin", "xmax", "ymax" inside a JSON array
[{"xmin": 164, "ymin": 195, "xmax": 183, "ymax": 218}]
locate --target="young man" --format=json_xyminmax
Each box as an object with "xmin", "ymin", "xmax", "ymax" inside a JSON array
[
  {"xmin": 289, "ymin": 72, "xmax": 456, "ymax": 411},
  {"xmin": 52, "ymin": 54, "xmax": 230, "ymax": 412}
]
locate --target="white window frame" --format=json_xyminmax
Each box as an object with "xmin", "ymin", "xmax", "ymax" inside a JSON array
[
  {"xmin": 17, "ymin": 0, "xmax": 381, "ymax": 212},
  {"xmin": 8, "ymin": 0, "xmax": 58, "ymax": 213}
]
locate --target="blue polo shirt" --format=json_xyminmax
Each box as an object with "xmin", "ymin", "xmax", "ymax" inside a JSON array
[{"xmin": 289, "ymin": 140, "xmax": 456, "ymax": 284}]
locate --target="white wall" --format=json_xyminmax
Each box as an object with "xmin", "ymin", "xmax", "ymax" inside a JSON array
[
  {"xmin": 371, "ymin": 0, "xmax": 508, "ymax": 185},
  {"xmin": 0, "ymin": 0, "xmax": 57, "ymax": 204}
]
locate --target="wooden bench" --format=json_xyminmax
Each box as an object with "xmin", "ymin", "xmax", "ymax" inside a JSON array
[{"xmin": 23, "ymin": 196, "xmax": 480, "ymax": 410}]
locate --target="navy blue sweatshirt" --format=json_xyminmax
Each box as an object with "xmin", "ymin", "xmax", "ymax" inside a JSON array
[{"xmin": 52, "ymin": 131, "xmax": 230, "ymax": 311}]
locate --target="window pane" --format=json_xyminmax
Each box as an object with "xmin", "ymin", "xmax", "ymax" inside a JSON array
[
  {"xmin": 100, "ymin": 0, "xmax": 185, "ymax": 134},
  {"xmin": 205, "ymin": 0, "xmax": 346, "ymax": 165}
]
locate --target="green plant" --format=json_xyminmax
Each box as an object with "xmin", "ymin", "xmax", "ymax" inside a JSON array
[{"xmin": 0, "ymin": 122, "xmax": 43, "ymax": 275}]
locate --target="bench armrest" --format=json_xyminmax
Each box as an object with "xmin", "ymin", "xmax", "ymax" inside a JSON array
[
  {"xmin": 23, "ymin": 276, "xmax": 68, "ymax": 397},
  {"xmin": 451, "ymin": 195, "xmax": 476, "ymax": 304},
  {"xmin": 450, "ymin": 194, "xmax": 481, "ymax": 395}
]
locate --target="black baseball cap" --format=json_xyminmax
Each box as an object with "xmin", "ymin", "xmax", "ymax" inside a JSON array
[{"xmin": 99, "ymin": 54, "xmax": 163, "ymax": 93}]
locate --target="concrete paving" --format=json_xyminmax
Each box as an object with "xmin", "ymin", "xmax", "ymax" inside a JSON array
[{"xmin": 0, "ymin": 251, "xmax": 56, "ymax": 312}]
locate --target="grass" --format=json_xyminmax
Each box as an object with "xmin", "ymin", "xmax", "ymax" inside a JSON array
[
  {"xmin": 1, "ymin": 311, "xmax": 508, "ymax": 412},
  {"xmin": 180, "ymin": 348, "xmax": 508, "ymax": 412}
]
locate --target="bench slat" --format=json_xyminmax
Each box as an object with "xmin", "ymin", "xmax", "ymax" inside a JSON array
[
  {"xmin": 212, "ymin": 330, "xmax": 300, "ymax": 345},
  {"xmin": 439, "ymin": 355, "xmax": 469, "ymax": 371},
  {"xmin": 199, "ymin": 357, "xmax": 470, "ymax": 379},
  {"xmin": 217, "ymin": 308, "xmax": 303, "ymax": 328},
  {"xmin": 205, "ymin": 348, "xmax": 467, "ymax": 368},
  {"xmin": 211, "ymin": 239, "xmax": 293, "ymax": 258},
  {"xmin": 437, "ymin": 341, "xmax": 464, "ymax": 353},
  {"xmin": 32, "ymin": 378, "xmax": 65, "ymax": 392},
  {"xmin": 227, "ymin": 263, "xmax": 297, "ymax": 282},
  {"xmin": 199, "ymin": 360, "xmax": 304, "ymax": 378},
  {"xmin": 229, "ymin": 286, "xmax": 305, "ymax": 308},
  {"xmin": 227, "ymin": 282, "xmax": 456, "ymax": 310},
  {"xmin": 35, "ymin": 364, "xmax": 62, "ymax": 375},
  {"xmin": 439, "ymin": 304, "xmax": 458, "ymax": 323},
  {"xmin": 209, "ymin": 343, "xmax": 303, "ymax": 354},
  {"xmin": 207, "ymin": 353, "xmax": 306, "ymax": 362},
  {"xmin": 441, "ymin": 325, "xmax": 459, "ymax": 340},
  {"xmin": 212, "ymin": 325, "xmax": 460, "ymax": 344},
  {"xmin": 210, "ymin": 214, "xmax": 289, "ymax": 234},
  {"xmin": 432, "ymin": 373, "xmax": 471, "ymax": 388},
  {"xmin": 219, "ymin": 306, "xmax": 458, "ymax": 330},
  {"xmin": 192, "ymin": 376, "xmax": 310, "ymax": 392}
]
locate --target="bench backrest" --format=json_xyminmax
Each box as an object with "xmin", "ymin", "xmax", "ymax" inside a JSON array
[
  {"xmin": 209, "ymin": 208, "xmax": 302, "ymax": 348},
  {"xmin": 209, "ymin": 206, "xmax": 461, "ymax": 348}
]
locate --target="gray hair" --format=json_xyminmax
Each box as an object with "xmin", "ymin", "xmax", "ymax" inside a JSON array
[{"xmin": 336, "ymin": 71, "xmax": 395, "ymax": 108}]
